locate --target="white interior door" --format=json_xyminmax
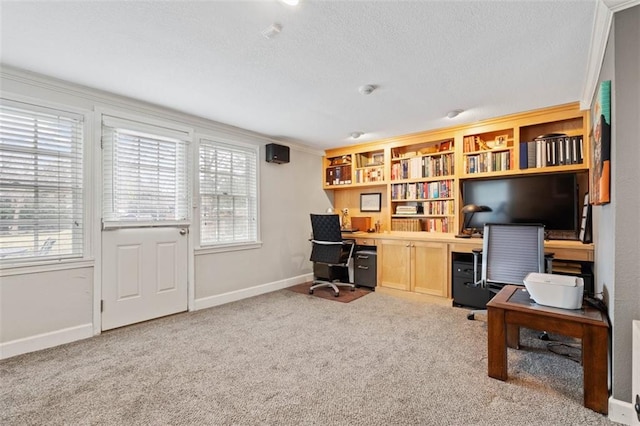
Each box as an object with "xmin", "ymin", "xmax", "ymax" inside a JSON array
[{"xmin": 101, "ymin": 227, "xmax": 187, "ymax": 331}]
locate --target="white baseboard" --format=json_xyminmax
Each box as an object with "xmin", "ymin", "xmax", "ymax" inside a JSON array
[
  {"xmin": 193, "ymin": 273, "xmax": 313, "ymax": 311},
  {"xmin": 608, "ymin": 396, "xmax": 637, "ymax": 425},
  {"xmin": 0, "ymin": 323, "xmax": 93, "ymax": 360}
]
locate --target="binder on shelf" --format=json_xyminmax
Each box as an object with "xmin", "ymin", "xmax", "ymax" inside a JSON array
[{"xmin": 519, "ymin": 142, "xmax": 528, "ymax": 169}]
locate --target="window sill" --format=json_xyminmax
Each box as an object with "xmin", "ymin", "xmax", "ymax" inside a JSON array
[
  {"xmin": 0, "ymin": 258, "xmax": 95, "ymax": 277},
  {"xmin": 195, "ymin": 241, "xmax": 263, "ymax": 255}
]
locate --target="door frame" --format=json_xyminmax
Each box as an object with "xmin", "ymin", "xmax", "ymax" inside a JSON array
[{"xmin": 91, "ymin": 107, "xmax": 196, "ymax": 335}]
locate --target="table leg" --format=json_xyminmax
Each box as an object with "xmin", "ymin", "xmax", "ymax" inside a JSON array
[
  {"xmin": 488, "ymin": 307, "xmax": 507, "ymax": 380},
  {"xmin": 506, "ymin": 323, "xmax": 520, "ymax": 349},
  {"xmin": 582, "ymin": 325, "xmax": 609, "ymax": 414}
]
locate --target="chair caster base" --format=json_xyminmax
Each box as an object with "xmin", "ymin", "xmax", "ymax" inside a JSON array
[
  {"xmin": 539, "ymin": 331, "xmax": 550, "ymax": 341},
  {"xmin": 467, "ymin": 313, "xmax": 475, "ymax": 320},
  {"xmin": 308, "ymin": 289, "xmax": 314, "ymax": 295}
]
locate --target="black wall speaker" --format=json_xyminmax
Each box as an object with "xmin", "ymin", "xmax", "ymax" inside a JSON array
[{"xmin": 265, "ymin": 143, "xmax": 290, "ymax": 164}]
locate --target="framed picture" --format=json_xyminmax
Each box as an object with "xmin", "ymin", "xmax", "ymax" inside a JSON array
[
  {"xmin": 590, "ymin": 80, "xmax": 611, "ymax": 205},
  {"xmin": 494, "ymin": 134, "xmax": 509, "ymax": 147},
  {"xmin": 360, "ymin": 193, "xmax": 382, "ymax": 212}
]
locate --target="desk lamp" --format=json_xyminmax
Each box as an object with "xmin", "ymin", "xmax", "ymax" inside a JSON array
[{"xmin": 455, "ymin": 204, "xmax": 491, "ymax": 238}]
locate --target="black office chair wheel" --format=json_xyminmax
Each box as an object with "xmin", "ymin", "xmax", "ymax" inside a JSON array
[
  {"xmin": 308, "ymin": 289, "xmax": 314, "ymax": 295},
  {"xmin": 334, "ymin": 291, "xmax": 340, "ymax": 297},
  {"xmin": 467, "ymin": 313, "xmax": 475, "ymax": 320},
  {"xmin": 350, "ymin": 286, "xmax": 356, "ymax": 292},
  {"xmin": 539, "ymin": 331, "xmax": 550, "ymax": 341}
]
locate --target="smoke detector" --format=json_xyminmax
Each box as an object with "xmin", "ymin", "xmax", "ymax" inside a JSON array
[{"xmin": 262, "ymin": 23, "xmax": 282, "ymax": 39}]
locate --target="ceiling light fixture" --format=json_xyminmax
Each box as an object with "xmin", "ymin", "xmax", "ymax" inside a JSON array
[
  {"xmin": 262, "ymin": 23, "xmax": 282, "ymax": 39},
  {"xmin": 350, "ymin": 132, "xmax": 364, "ymax": 139},
  {"xmin": 447, "ymin": 109, "xmax": 464, "ymax": 119},
  {"xmin": 358, "ymin": 85, "xmax": 376, "ymax": 95},
  {"xmin": 279, "ymin": 0, "xmax": 299, "ymax": 5}
]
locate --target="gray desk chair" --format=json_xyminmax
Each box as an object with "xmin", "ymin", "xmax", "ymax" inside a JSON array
[
  {"xmin": 309, "ymin": 213, "xmax": 355, "ymax": 297},
  {"xmin": 467, "ymin": 223, "xmax": 551, "ymax": 321}
]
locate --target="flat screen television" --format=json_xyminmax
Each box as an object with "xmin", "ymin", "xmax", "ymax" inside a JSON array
[{"xmin": 462, "ymin": 173, "xmax": 580, "ymax": 239}]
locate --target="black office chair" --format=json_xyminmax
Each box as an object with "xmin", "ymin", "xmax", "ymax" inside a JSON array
[
  {"xmin": 467, "ymin": 223, "xmax": 552, "ymax": 321},
  {"xmin": 309, "ymin": 213, "xmax": 356, "ymax": 297}
]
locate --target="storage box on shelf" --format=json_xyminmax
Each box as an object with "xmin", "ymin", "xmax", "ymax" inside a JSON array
[
  {"xmin": 462, "ymin": 129, "xmax": 515, "ymax": 176},
  {"xmin": 389, "ymin": 138, "xmax": 456, "ymax": 234}
]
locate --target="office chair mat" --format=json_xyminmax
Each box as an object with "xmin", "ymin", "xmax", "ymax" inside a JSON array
[{"xmin": 287, "ymin": 283, "xmax": 372, "ymax": 303}]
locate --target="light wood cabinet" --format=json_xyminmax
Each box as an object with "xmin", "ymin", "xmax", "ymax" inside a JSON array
[{"xmin": 378, "ymin": 239, "xmax": 448, "ymax": 297}]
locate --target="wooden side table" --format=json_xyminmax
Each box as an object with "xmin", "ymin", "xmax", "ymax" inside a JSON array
[{"xmin": 486, "ymin": 285, "xmax": 609, "ymax": 414}]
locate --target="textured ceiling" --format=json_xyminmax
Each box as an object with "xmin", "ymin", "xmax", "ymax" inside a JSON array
[{"xmin": 0, "ymin": 1, "xmax": 598, "ymax": 150}]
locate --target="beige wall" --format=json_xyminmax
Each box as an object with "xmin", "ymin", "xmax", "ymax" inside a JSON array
[{"xmin": 593, "ymin": 4, "xmax": 640, "ymax": 403}]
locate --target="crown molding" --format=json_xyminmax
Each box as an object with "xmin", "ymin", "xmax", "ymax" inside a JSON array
[
  {"xmin": 603, "ymin": 0, "xmax": 640, "ymax": 12},
  {"xmin": 581, "ymin": 0, "xmax": 640, "ymax": 109}
]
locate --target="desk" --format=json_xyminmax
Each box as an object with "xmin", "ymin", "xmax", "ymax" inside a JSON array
[{"xmin": 487, "ymin": 285, "xmax": 609, "ymax": 414}]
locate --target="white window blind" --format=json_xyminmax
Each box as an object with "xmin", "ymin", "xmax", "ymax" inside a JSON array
[
  {"xmin": 199, "ymin": 139, "xmax": 258, "ymax": 246},
  {"xmin": 102, "ymin": 116, "xmax": 191, "ymax": 227},
  {"xmin": 0, "ymin": 101, "xmax": 84, "ymax": 262}
]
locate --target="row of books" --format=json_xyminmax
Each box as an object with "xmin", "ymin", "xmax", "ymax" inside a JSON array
[
  {"xmin": 423, "ymin": 217, "xmax": 451, "ymax": 233},
  {"xmin": 354, "ymin": 166, "xmax": 384, "ymax": 183},
  {"xmin": 393, "ymin": 200, "xmax": 454, "ymax": 216},
  {"xmin": 390, "ymin": 153, "xmax": 454, "ymax": 180},
  {"xmin": 391, "ymin": 179, "xmax": 454, "ymax": 200},
  {"xmin": 464, "ymin": 150, "xmax": 513, "ymax": 174},
  {"xmin": 391, "ymin": 217, "xmax": 452, "ymax": 232},
  {"xmin": 325, "ymin": 164, "xmax": 352, "ymax": 185},
  {"xmin": 391, "ymin": 218, "xmax": 423, "ymax": 232},
  {"xmin": 520, "ymin": 135, "xmax": 584, "ymax": 169}
]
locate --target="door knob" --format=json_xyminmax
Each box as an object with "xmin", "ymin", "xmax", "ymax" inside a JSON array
[{"xmin": 179, "ymin": 229, "xmax": 187, "ymax": 235}]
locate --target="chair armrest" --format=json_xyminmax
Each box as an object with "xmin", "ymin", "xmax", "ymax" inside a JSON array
[{"xmin": 311, "ymin": 240, "xmax": 343, "ymax": 246}]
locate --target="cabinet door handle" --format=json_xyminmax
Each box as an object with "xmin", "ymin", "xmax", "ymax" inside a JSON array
[
  {"xmin": 405, "ymin": 244, "xmax": 411, "ymax": 247},
  {"xmin": 357, "ymin": 255, "xmax": 369, "ymax": 259},
  {"xmin": 357, "ymin": 265, "xmax": 369, "ymax": 270}
]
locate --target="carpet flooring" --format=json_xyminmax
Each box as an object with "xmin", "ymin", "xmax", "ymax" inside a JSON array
[{"xmin": 0, "ymin": 289, "xmax": 617, "ymax": 425}]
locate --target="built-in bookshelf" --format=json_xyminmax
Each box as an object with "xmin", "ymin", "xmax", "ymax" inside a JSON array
[
  {"xmin": 321, "ymin": 103, "xmax": 590, "ymax": 235},
  {"xmin": 389, "ymin": 138, "xmax": 455, "ymax": 233},
  {"xmin": 462, "ymin": 129, "xmax": 514, "ymax": 175},
  {"xmin": 518, "ymin": 115, "xmax": 586, "ymax": 172},
  {"xmin": 354, "ymin": 149, "xmax": 384, "ymax": 183},
  {"xmin": 324, "ymin": 155, "xmax": 352, "ymax": 186}
]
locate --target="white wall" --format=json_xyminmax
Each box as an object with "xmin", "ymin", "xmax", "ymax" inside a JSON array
[
  {"xmin": 0, "ymin": 267, "xmax": 94, "ymax": 358},
  {"xmin": 0, "ymin": 66, "xmax": 330, "ymax": 357}
]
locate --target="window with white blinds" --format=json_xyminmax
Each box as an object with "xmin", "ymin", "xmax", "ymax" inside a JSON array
[
  {"xmin": 0, "ymin": 101, "xmax": 84, "ymax": 262},
  {"xmin": 102, "ymin": 116, "xmax": 191, "ymax": 227},
  {"xmin": 199, "ymin": 139, "xmax": 258, "ymax": 246}
]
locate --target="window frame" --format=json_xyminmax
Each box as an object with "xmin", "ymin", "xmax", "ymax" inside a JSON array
[
  {"xmin": 0, "ymin": 97, "xmax": 88, "ymax": 266},
  {"xmin": 196, "ymin": 135, "xmax": 261, "ymax": 253},
  {"xmin": 100, "ymin": 113, "xmax": 193, "ymax": 230}
]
